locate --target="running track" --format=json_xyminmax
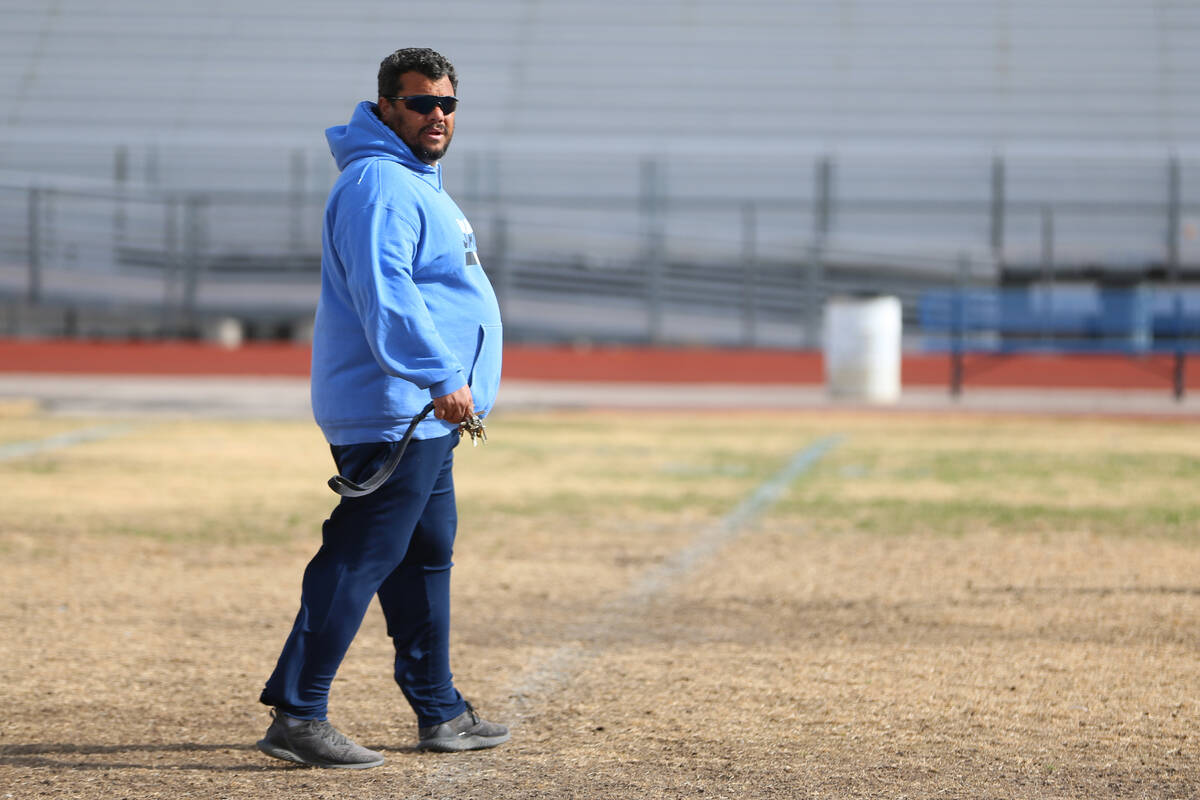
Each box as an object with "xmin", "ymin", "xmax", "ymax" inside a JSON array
[{"xmin": 0, "ymin": 339, "xmax": 1192, "ymax": 391}]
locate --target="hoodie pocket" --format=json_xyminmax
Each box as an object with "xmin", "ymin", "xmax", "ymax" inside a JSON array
[{"xmin": 468, "ymin": 323, "xmax": 503, "ymax": 414}]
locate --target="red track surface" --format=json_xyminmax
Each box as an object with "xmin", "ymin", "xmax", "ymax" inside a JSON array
[{"xmin": 0, "ymin": 339, "xmax": 1193, "ymax": 390}]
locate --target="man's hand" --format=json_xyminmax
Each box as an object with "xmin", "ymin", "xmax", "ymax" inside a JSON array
[{"xmin": 432, "ymin": 384, "xmax": 474, "ymax": 425}]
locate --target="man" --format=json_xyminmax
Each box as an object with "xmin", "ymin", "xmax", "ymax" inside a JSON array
[{"xmin": 256, "ymin": 47, "xmax": 507, "ymax": 769}]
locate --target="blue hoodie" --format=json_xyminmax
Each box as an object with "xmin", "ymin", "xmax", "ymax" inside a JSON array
[{"xmin": 311, "ymin": 101, "xmax": 502, "ymax": 445}]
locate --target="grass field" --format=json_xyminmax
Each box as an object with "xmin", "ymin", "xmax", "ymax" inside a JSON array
[{"xmin": 1, "ymin": 406, "xmax": 1198, "ymax": 799}]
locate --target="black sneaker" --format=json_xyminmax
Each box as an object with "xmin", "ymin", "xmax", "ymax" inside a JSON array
[
  {"xmin": 256, "ymin": 709, "xmax": 386, "ymax": 769},
  {"xmin": 417, "ymin": 702, "xmax": 510, "ymax": 752}
]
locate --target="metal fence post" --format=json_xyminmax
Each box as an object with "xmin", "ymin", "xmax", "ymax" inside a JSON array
[
  {"xmin": 641, "ymin": 157, "xmax": 665, "ymax": 343},
  {"xmin": 161, "ymin": 194, "xmax": 182, "ymax": 334},
  {"xmin": 741, "ymin": 201, "xmax": 758, "ymax": 346},
  {"xmin": 990, "ymin": 155, "xmax": 1005, "ymax": 265},
  {"xmin": 27, "ymin": 186, "xmax": 42, "ymax": 304},
  {"xmin": 1040, "ymin": 205, "xmax": 1055, "ymax": 347},
  {"xmin": 951, "ymin": 252, "xmax": 971, "ymax": 396},
  {"xmin": 815, "ymin": 156, "xmax": 833, "ymax": 240},
  {"xmin": 181, "ymin": 194, "xmax": 207, "ymax": 333},
  {"xmin": 114, "ymin": 145, "xmax": 129, "ymax": 255},
  {"xmin": 806, "ymin": 243, "xmax": 824, "ymax": 350},
  {"xmin": 807, "ymin": 156, "xmax": 833, "ymax": 348},
  {"xmin": 1167, "ymin": 155, "xmax": 1185, "ymax": 400}
]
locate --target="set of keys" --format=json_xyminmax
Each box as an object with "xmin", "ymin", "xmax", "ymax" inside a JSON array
[{"xmin": 459, "ymin": 412, "xmax": 487, "ymax": 446}]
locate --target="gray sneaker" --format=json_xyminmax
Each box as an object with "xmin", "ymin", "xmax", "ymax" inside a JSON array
[
  {"xmin": 417, "ymin": 702, "xmax": 510, "ymax": 752},
  {"xmin": 256, "ymin": 709, "xmax": 385, "ymax": 769}
]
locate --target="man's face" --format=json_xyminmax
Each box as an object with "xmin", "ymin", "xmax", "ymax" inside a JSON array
[{"xmin": 378, "ymin": 72, "xmax": 456, "ymax": 164}]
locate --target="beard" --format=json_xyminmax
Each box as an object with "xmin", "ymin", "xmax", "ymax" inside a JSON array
[{"xmin": 408, "ymin": 125, "xmax": 452, "ymax": 164}]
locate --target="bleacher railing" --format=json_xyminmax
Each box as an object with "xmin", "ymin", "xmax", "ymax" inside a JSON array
[{"xmin": 1, "ymin": 153, "xmax": 1197, "ymax": 349}]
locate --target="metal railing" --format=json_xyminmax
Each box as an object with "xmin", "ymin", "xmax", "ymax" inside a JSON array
[{"xmin": 1, "ymin": 153, "xmax": 1197, "ymax": 347}]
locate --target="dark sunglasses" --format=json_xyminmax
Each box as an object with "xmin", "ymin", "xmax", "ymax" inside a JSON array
[{"xmin": 386, "ymin": 94, "xmax": 458, "ymax": 115}]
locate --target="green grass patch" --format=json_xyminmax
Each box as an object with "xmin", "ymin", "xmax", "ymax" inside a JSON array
[
  {"xmin": 770, "ymin": 417, "xmax": 1200, "ymax": 541},
  {"xmin": 3, "ymin": 410, "xmax": 1196, "ymax": 547}
]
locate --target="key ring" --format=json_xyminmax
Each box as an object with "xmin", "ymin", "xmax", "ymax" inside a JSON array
[{"xmin": 459, "ymin": 412, "xmax": 487, "ymax": 446}]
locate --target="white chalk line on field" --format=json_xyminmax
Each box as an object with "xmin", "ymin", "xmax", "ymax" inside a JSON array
[
  {"xmin": 421, "ymin": 433, "xmax": 843, "ymax": 788},
  {"xmin": 0, "ymin": 423, "xmax": 137, "ymax": 462}
]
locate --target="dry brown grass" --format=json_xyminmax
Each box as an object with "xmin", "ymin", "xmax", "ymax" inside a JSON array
[{"xmin": 1, "ymin": 409, "xmax": 1198, "ymax": 799}]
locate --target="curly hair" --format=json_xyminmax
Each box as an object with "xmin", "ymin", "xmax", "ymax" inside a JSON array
[{"xmin": 377, "ymin": 47, "xmax": 458, "ymax": 97}]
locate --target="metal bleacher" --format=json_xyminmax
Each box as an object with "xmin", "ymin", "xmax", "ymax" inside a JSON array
[{"xmin": 1, "ymin": 1, "xmax": 1198, "ymax": 346}]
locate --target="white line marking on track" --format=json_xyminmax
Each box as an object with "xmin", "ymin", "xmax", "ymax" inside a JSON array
[
  {"xmin": 502, "ymin": 433, "xmax": 843, "ymax": 709},
  {"xmin": 624, "ymin": 433, "xmax": 844, "ymax": 602}
]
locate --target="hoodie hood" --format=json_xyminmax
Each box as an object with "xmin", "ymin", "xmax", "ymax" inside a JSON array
[{"xmin": 325, "ymin": 101, "xmax": 439, "ymax": 179}]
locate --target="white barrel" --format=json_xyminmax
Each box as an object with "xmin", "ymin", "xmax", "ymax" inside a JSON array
[
  {"xmin": 822, "ymin": 296, "xmax": 902, "ymax": 403},
  {"xmin": 204, "ymin": 316, "xmax": 245, "ymax": 349}
]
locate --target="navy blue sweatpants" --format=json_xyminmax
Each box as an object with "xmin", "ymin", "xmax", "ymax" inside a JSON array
[{"xmin": 260, "ymin": 432, "xmax": 467, "ymax": 728}]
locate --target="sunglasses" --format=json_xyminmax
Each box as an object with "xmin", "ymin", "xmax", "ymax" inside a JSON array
[{"xmin": 386, "ymin": 94, "xmax": 458, "ymax": 115}]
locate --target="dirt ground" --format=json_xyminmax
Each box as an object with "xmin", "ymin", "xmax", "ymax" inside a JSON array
[{"xmin": 1, "ymin": 409, "xmax": 1198, "ymax": 799}]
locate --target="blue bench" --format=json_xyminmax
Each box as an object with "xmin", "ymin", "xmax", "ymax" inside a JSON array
[{"xmin": 918, "ymin": 287, "xmax": 1200, "ymax": 399}]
